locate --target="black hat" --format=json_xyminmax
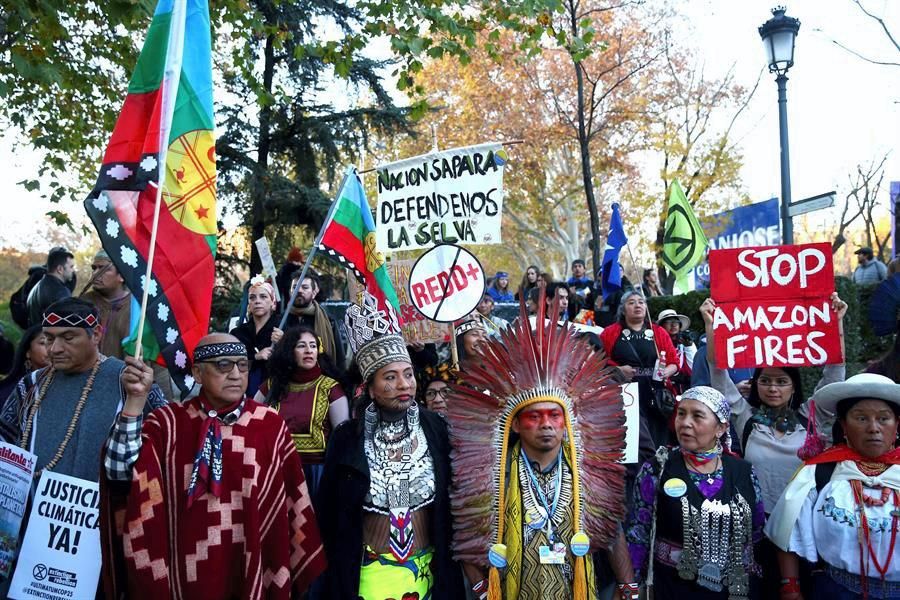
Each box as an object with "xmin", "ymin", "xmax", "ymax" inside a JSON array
[{"xmin": 855, "ymin": 246, "xmax": 874, "ymax": 256}]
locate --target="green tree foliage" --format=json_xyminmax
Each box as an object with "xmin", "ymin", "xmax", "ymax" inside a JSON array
[
  {"xmin": 213, "ymin": 0, "xmax": 413, "ymax": 273},
  {"xmin": 1, "ymin": 1, "xmax": 154, "ymax": 207}
]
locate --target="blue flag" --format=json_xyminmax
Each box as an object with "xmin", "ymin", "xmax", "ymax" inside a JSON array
[{"xmin": 601, "ymin": 203, "xmax": 629, "ymax": 300}]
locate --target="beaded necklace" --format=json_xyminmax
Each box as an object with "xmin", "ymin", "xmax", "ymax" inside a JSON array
[
  {"xmin": 850, "ymin": 478, "xmax": 900, "ymax": 598},
  {"xmin": 20, "ymin": 359, "xmax": 102, "ymax": 479}
]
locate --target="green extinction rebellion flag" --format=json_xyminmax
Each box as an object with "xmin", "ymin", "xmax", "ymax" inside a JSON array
[{"xmin": 662, "ymin": 180, "xmax": 708, "ymax": 294}]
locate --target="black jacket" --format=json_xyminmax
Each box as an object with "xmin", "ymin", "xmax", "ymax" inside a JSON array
[
  {"xmin": 26, "ymin": 274, "xmax": 71, "ymax": 327},
  {"xmin": 316, "ymin": 409, "xmax": 464, "ymax": 599}
]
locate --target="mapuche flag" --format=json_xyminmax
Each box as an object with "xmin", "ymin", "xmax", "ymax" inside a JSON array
[
  {"xmin": 84, "ymin": 0, "xmax": 215, "ymax": 394},
  {"xmin": 662, "ymin": 179, "xmax": 708, "ymax": 294},
  {"xmin": 318, "ymin": 167, "xmax": 402, "ymax": 320}
]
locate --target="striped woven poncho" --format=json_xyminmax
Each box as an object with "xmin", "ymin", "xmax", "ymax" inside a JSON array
[{"xmin": 101, "ymin": 397, "xmax": 326, "ymax": 599}]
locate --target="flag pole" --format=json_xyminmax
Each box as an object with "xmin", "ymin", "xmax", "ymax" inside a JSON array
[
  {"xmin": 132, "ymin": 0, "xmax": 187, "ymax": 362},
  {"xmin": 133, "ymin": 181, "xmax": 167, "ymax": 362},
  {"xmin": 278, "ymin": 166, "xmax": 354, "ymax": 331},
  {"xmin": 624, "ymin": 241, "xmax": 644, "ymax": 298}
]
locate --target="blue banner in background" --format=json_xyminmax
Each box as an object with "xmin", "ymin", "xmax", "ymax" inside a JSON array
[{"xmin": 692, "ymin": 197, "xmax": 781, "ymax": 290}]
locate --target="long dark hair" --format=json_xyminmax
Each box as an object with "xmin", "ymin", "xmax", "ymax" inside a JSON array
[
  {"xmin": 517, "ymin": 265, "xmax": 539, "ymax": 298},
  {"xmin": 265, "ymin": 325, "xmax": 345, "ymax": 405},
  {"xmin": 0, "ymin": 325, "xmax": 45, "ymax": 387},
  {"xmin": 747, "ymin": 366, "xmax": 804, "ymax": 411}
]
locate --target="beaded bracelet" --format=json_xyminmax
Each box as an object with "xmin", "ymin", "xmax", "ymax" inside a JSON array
[
  {"xmin": 780, "ymin": 577, "xmax": 801, "ymax": 595},
  {"xmin": 617, "ymin": 582, "xmax": 640, "ymax": 600}
]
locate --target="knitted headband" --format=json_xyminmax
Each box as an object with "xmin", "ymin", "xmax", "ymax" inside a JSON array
[
  {"xmin": 193, "ymin": 342, "xmax": 248, "ymax": 362},
  {"xmin": 43, "ymin": 311, "xmax": 98, "ymax": 329},
  {"xmin": 454, "ymin": 319, "xmax": 485, "ymax": 337},
  {"xmin": 42, "ymin": 298, "xmax": 100, "ymax": 330}
]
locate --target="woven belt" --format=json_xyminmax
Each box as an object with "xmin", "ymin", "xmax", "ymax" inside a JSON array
[{"xmin": 827, "ymin": 564, "xmax": 900, "ymax": 599}]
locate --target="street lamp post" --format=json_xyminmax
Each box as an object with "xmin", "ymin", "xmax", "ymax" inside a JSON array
[{"xmin": 759, "ymin": 6, "xmax": 800, "ymax": 245}]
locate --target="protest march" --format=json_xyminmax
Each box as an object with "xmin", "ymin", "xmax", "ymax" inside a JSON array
[{"xmin": 1, "ymin": 1, "xmax": 899, "ymax": 600}]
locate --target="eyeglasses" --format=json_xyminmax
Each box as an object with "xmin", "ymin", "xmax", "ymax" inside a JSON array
[
  {"xmin": 199, "ymin": 358, "xmax": 250, "ymax": 374},
  {"xmin": 424, "ymin": 388, "xmax": 450, "ymax": 399},
  {"xmin": 757, "ymin": 378, "xmax": 792, "ymax": 388}
]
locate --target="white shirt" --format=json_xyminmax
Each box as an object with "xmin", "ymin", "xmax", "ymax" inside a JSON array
[{"xmin": 767, "ymin": 462, "xmax": 900, "ymax": 581}]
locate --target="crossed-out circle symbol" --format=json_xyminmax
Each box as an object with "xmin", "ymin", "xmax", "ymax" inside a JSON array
[
  {"xmin": 33, "ymin": 563, "xmax": 48, "ymax": 580},
  {"xmin": 664, "ymin": 204, "xmax": 697, "ymax": 270}
]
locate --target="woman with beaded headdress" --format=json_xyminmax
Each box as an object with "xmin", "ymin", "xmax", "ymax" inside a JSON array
[
  {"xmin": 229, "ymin": 274, "xmax": 283, "ymax": 397},
  {"xmin": 448, "ymin": 289, "xmax": 636, "ymax": 600},
  {"xmin": 316, "ymin": 290, "xmax": 464, "ymax": 600},
  {"xmin": 625, "ymin": 386, "xmax": 766, "ymax": 599}
]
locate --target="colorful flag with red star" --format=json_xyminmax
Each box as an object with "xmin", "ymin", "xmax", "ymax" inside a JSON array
[
  {"xmin": 318, "ymin": 168, "xmax": 401, "ymax": 319},
  {"xmin": 84, "ymin": 0, "xmax": 215, "ymax": 394}
]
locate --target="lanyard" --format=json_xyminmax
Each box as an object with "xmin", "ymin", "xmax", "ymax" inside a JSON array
[{"xmin": 521, "ymin": 447, "xmax": 563, "ymax": 539}]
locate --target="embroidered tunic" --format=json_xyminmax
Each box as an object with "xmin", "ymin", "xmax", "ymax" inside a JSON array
[
  {"xmin": 502, "ymin": 444, "xmax": 597, "ymax": 600},
  {"xmin": 767, "ymin": 462, "xmax": 900, "ymax": 586},
  {"xmin": 260, "ymin": 371, "xmax": 344, "ymax": 464}
]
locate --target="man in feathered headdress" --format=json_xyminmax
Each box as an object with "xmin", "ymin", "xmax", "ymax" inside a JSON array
[{"xmin": 448, "ymin": 289, "xmax": 638, "ymax": 600}]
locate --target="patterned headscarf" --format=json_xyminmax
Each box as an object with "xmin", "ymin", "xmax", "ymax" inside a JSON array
[{"xmin": 679, "ymin": 386, "xmax": 732, "ymax": 449}]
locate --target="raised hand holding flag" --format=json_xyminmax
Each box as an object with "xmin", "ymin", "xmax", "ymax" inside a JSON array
[{"xmin": 84, "ymin": 0, "xmax": 215, "ymax": 395}]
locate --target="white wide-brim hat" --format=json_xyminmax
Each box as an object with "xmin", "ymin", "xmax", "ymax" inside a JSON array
[
  {"xmin": 656, "ymin": 308, "xmax": 690, "ymax": 330},
  {"xmin": 812, "ymin": 373, "xmax": 900, "ymax": 414}
]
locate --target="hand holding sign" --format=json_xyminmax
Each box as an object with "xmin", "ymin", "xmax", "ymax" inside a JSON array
[{"xmin": 709, "ymin": 243, "xmax": 844, "ymax": 369}]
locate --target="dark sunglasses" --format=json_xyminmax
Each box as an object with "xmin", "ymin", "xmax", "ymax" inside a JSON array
[{"xmin": 199, "ymin": 358, "xmax": 250, "ymax": 374}]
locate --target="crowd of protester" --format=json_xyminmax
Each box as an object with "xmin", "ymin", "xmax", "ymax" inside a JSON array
[{"xmin": 0, "ymin": 244, "xmax": 899, "ymax": 600}]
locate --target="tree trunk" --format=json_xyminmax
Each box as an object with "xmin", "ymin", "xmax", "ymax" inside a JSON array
[
  {"xmin": 573, "ymin": 60, "xmax": 601, "ymax": 278},
  {"xmin": 249, "ymin": 32, "xmax": 276, "ymax": 276}
]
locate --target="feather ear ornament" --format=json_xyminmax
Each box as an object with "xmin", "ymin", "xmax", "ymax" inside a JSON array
[{"xmin": 446, "ymin": 287, "xmax": 627, "ymax": 598}]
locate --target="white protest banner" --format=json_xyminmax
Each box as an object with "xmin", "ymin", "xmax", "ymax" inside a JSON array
[
  {"xmin": 0, "ymin": 443, "xmax": 36, "ymax": 577},
  {"xmin": 620, "ymin": 383, "xmax": 639, "ymax": 464},
  {"xmin": 348, "ymin": 258, "xmax": 451, "ymax": 344},
  {"xmin": 253, "ymin": 236, "xmax": 281, "ymax": 302},
  {"xmin": 409, "ymin": 244, "xmax": 485, "ymax": 323},
  {"xmin": 9, "ymin": 472, "xmax": 101, "ymax": 600},
  {"xmin": 375, "ymin": 142, "xmax": 508, "ymax": 252}
]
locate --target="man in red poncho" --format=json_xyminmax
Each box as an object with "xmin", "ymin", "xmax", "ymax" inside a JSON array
[{"xmin": 100, "ymin": 333, "xmax": 325, "ymax": 599}]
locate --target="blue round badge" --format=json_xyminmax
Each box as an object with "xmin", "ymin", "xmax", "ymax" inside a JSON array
[
  {"xmin": 663, "ymin": 478, "xmax": 687, "ymax": 498},
  {"xmin": 570, "ymin": 531, "xmax": 590, "ymax": 557},
  {"xmin": 488, "ymin": 543, "xmax": 508, "ymax": 569}
]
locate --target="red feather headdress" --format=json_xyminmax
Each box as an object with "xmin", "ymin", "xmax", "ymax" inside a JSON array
[{"xmin": 446, "ymin": 288, "xmax": 626, "ymax": 598}]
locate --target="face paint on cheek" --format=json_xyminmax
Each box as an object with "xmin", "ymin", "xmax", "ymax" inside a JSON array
[{"xmin": 517, "ymin": 410, "xmax": 565, "ymax": 430}]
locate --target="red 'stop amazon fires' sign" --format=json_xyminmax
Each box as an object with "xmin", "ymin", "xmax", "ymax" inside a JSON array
[{"xmin": 710, "ymin": 243, "xmax": 843, "ymax": 369}]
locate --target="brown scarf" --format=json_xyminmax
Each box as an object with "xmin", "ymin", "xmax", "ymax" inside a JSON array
[{"xmin": 290, "ymin": 302, "xmax": 336, "ymax": 360}]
